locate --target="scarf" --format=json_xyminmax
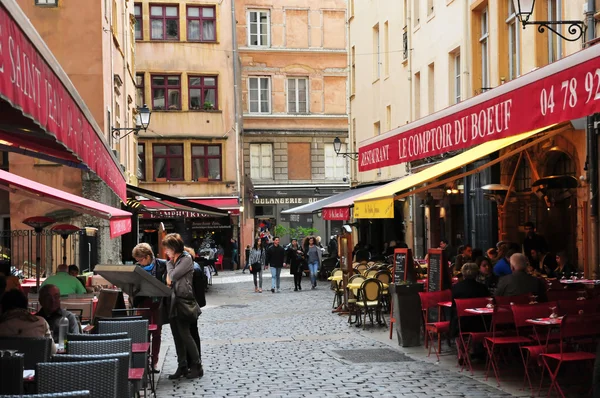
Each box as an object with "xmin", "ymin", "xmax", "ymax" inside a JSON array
[{"xmin": 143, "ymin": 260, "xmax": 156, "ymax": 277}]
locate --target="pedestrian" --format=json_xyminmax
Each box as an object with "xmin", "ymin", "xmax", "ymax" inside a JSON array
[
  {"xmin": 286, "ymin": 238, "xmax": 304, "ymax": 291},
  {"xmin": 184, "ymin": 247, "xmax": 204, "ymax": 368},
  {"xmin": 163, "ymin": 233, "xmax": 202, "ymax": 380},
  {"xmin": 132, "ymin": 243, "xmax": 167, "ymax": 373},
  {"xmin": 231, "ymin": 238, "xmax": 239, "ymax": 270},
  {"xmin": 304, "ymin": 236, "xmax": 322, "ymax": 289},
  {"xmin": 266, "ymin": 237, "xmax": 286, "ymax": 293},
  {"xmin": 249, "ymin": 238, "xmax": 265, "ymax": 293},
  {"xmin": 242, "ymin": 245, "xmax": 251, "ymax": 274}
]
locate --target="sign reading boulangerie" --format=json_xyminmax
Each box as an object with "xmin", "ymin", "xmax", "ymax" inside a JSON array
[
  {"xmin": 0, "ymin": 5, "xmax": 125, "ymax": 199},
  {"xmin": 358, "ymin": 45, "xmax": 600, "ymax": 171}
]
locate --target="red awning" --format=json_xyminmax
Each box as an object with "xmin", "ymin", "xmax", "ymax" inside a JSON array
[
  {"xmin": 189, "ymin": 198, "xmax": 240, "ymax": 213},
  {"xmin": 321, "ymin": 186, "xmax": 381, "ymax": 220},
  {"xmin": 0, "ymin": 169, "xmax": 131, "ymax": 238},
  {"xmin": 359, "ymin": 43, "xmax": 600, "ymax": 171}
]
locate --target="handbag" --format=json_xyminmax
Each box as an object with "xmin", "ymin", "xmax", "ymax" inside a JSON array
[
  {"xmin": 169, "ymin": 281, "xmax": 201, "ymax": 322},
  {"xmin": 250, "ymin": 262, "xmax": 261, "ymax": 273}
]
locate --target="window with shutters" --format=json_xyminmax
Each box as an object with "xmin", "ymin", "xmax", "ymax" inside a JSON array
[
  {"xmin": 324, "ymin": 144, "xmax": 347, "ymax": 180},
  {"xmin": 250, "ymin": 144, "xmax": 273, "ymax": 179}
]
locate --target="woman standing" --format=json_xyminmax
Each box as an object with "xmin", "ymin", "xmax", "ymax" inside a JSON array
[
  {"xmin": 164, "ymin": 233, "xmax": 202, "ymax": 380},
  {"xmin": 286, "ymin": 239, "xmax": 304, "ymax": 291},
  {"xmin": 304, "ymin": 236, "xmax": 322, "ymax": 290},
  {"xmin": 249, "ymin": 238, "xmax": 265, "ymax": 293}
]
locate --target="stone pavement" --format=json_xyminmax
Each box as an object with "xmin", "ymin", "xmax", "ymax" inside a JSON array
[{"xmin": 154, "ymin": 271, "xmax": 521, "ymax": 397}]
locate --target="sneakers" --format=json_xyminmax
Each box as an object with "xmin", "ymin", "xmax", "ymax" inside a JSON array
[
  {"xmin": 276, "ymin": 288, "xmax": 281, "ymax": 293},
  {"xmin": 271, "ymin": 288, "xmax": 275, "ymax": 293},
  {"xmin": 311, "ymin": 285, "xmax": 316, "ymax": 290}
]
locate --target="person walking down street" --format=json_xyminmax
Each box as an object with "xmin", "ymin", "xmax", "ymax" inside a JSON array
[
  {"xmin": 163, "ymin": 233, "xmax": 202, "ymax": 380},
  {"xmin": 286, "ymin": 238, "xmax": 304, "ymax": 291},
  {"xmin": 132, "ymin": 243, "xmax": 167, "ymax": 373},
  {"xmin": 242, "ymin": 245, "xmax": 251, "ymax": 274},
  {"xmin": 266, "ymin": 237, "xmax": 286, "ymax": 293},
  {"xmin": 231, "ymin": 238, "xmax": 239, "ymax": 270},
  {"xmin": 249, "ymin": 239, "xmax": 265, "ymax": 293},
  {"xmin": 304, "ymin": 236, "xmax": 322, "ymax": 289}
]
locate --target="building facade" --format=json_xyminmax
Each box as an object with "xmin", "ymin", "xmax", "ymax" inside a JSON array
[
  {"xmin": 134, "ymin": 0, "xmax": 241, "ymax": 264},
  {"xmin": 236, "ymin": 0, "xmax": 350, "ymax": 243},
  {"xmin": 10, "ymin": 0, "xmax": 137, "ymax": 267}
]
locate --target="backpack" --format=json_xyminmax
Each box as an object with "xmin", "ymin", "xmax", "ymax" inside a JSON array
[{"xmin": 192, "ymin": 266, "xmax": 207, "ymax": 308}]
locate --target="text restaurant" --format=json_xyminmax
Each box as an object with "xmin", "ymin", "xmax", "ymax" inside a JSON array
[{"xmin": 351, "ymin": 41, "xmax": 600, "ymax": 274}]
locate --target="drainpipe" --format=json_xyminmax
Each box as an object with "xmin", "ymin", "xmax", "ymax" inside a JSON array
[
  {"xmin": 586, "ymin": 0, "xmax": 597, "ymax": 277},
  {"xmin": 231, "ymin": 0, "xmax": 242, "ymax": 245}
]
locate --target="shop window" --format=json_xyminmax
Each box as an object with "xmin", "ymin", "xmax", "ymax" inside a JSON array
[
  {"xmin": 137, "ymin": 143, "xmax": 146, "ymax": 181},
  {"xmin": 548, "ymin": 152, "xmax": 575, "ymax": 176},
  {"xmin": 515, "ymin": 160, "xmax": 531, "ymax": 192},
  {"xmin": 150, "ymin": 4, "xmax": 179, "ymax": 40},
  {"xmin": 153, "ymin": 144, "xmax": 183, "ymax": 181},
  {"xmin": 134, "ymin": 3, "xmax": 142, "ymax": 40},
  {"xmin": 187, "ymin": 6, "xmax": 216, "ymax": 42},
  {"xmin": 247, "ymin": 10, "xmax": 270, "ymax": 47},
  {"xmin": 250, "ymin": 143, "xmax": 272, "ymax": 179},
  {"xmin": 151, "ymin": 75, "xmax": 180, "ymax": 110},
  {"xmin": 255, "ymin": 206, "xmax": 274, "ymax": 216},
  {"xmin": 189, "ymin": 76, "xmax": 218, "ymax": 110},
  {"xmin": 192, "ymin": 144, "xmax": 222, "ymax": 181}
]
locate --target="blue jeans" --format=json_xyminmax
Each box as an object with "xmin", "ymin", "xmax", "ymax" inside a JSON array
[
  {"xmin": 270, "ymin": 267, "xmax": 282, "ymax": 289},
  {"xmin": 308, "ymin": 261, "xmax": 319, "ymax": 286}
]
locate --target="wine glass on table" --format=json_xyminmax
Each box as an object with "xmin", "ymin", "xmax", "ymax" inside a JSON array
[
  {"xmin": 486, "ymin": 297, "xmax": 494, "ymax": 309},
  {"xmin": 549, "ymin": 306, "xmax": 558, "ymax": 319}
]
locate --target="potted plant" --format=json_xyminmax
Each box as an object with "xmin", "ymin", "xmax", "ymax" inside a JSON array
[{"xmin": 202, "ymin": 101, "xmax": 215, "ymax": 111}]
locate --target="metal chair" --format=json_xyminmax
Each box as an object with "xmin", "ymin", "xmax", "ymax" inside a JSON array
[
  {"xmin": 37, "ymin": 359, "xmax": 118, "ymax": 398},
  {"xmin": 355, "ymin": 279, "xmax": 385, "ymax": 329},
  {"xmin": 0, "ymin": 392, "xmax": 91, "ymax": 398},
  {"xmin": 0, "ymin": 337, "xmax": 52, "ymax": 370},
  {"xmin": 67, "ymin": 333, "xmax": 128, "ymax": 341},
  {"xmin": 52, "ymin": 353, "xmax": 130, "ymax": 398},
  {"xmin": 418, "ymin": 289, "xmax": 452, "ymax": 360}
]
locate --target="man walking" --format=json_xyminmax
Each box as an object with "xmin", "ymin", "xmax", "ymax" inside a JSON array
[{"xmin": 266, "ymin": 237, "xmax": 286, "ymax": 293}]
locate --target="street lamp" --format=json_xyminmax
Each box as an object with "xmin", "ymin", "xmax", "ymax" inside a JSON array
[
  {"xmin": 112, "ymin": 104, "xmax": 152, "ymax": 140},
  {"xmin": 333, "ymin": 137, "xmax": 358, "ymax": 161},
  {"xmin": 511, "ymin": 0, "xmax": 585, "ymax": 42}
]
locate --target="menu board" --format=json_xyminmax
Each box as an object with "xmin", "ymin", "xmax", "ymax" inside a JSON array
[
  {"xmin": 393, "ymin": 248, "xmax": 414, "ymax": 284},
  {"xmin": 427, "ymin": 248, "xmax": 448, "ymax": 292}
]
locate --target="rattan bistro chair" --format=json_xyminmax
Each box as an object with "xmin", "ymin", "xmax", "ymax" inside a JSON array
[
  {"xmin": 67, "ymin": 339, "xmax": 132, "ymax": 356},
  {"xmin": 0, "ymin": 337, "xmax": 52, "ymax": 370},
  {"xmin": 67, "ymin": 333, "xmax": 128, "ymax": 342},
  {"xmin": 0, "ymin": 392, "xmax": 91, "ymax": 398},
  {"xmin": 356, "ymin": 279, "xmax": 385, "ymax": 329},
  {"xmin": 347, "ymin": 274, "xmax": 366, "ymax": 324},
  {"xmin": 37, "ymin": 359, "xmax": 118, "ymax": 398}
]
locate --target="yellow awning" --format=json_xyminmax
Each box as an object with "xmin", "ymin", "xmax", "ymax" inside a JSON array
[{"xmin": 354, "ymin": 125, "xmax": 559, "ymax": 219}]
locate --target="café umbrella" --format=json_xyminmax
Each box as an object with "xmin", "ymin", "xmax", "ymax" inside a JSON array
[
  {"xmin": 22, "ymin": 216, "xmax": 55, "ymax": 291},
  {"xmin": 51, "ymin": 224, "xmax": 81, "ymax": 266}
]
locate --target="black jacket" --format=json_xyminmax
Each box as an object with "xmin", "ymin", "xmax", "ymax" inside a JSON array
[
  {"xmin": 495, "ymin": 271, "xmax": 547, "ymax": 302},
  {"xmin": 266, "ymin": 245, "xmax": 286, "ymax": 268},
  {"xmin": 449, "ymin": 279, "xmax": 490, "ymax": 338},
  {"xmin": 285, "ymin": 245, "xmax": 304, "ymax": 275}
]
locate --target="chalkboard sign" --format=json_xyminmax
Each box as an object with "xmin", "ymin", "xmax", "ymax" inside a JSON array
[
  {"xmin": 427, "ymin": 248, "xmax": 448, "ymax": 292},
  {"xmin": 393, "ymin": 248, "xmax": 414, "ymax": 284}
]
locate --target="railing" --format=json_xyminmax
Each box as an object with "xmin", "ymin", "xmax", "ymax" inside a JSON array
[
  {"xmin": 0, "ymin": 229, "xmax": 81, "ymax": 278},
  {"xmin": 402, "ymin": 30, "xmax": 408, "ymax": 61}
]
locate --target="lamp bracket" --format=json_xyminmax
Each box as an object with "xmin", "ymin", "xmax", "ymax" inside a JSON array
[
  {"xmin": 335, "ymin": 152, "xmax": 359, "ymax": 161},
  {"xmin": 522, "ymin": 20, "xmax": 585, "ymax": 42},
  {"xmin": 112, "ymin": 127, "xmax": 144, "ymax": 140}
]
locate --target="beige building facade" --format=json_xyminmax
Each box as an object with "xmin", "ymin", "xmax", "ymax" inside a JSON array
[{"xmin": 236, "ymin": 0, "xmax": 350, "ymax": 243}]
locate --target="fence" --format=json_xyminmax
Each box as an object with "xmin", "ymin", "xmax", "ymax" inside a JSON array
[{"xmin": 0, "ymin": 229, "xmax": 81, "ymax": 278}]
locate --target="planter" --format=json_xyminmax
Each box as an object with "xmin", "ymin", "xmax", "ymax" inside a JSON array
[
  {"xmin": 392, "ymin": 282, "xmax": 424, "ymax": 347},
  {"xmin": 196, "ymin": 177, "xmax": 209, "ymax": 183}
]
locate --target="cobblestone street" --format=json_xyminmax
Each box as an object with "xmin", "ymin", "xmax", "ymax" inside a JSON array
[{"xmin": 154, "ymin": 272, "xmax": 524, "ymax": 398}]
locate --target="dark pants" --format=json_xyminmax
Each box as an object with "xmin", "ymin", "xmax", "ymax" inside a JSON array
[
  {"xmin": 594, "ymin": 342, "xmax": 600, "ymax": 397},
  {"xmin": 171, "ymin": 317, "xmax": 199, "ymax": 368},
  {"xmin": 188, "ymin": 323, "xmax": 201, "ymax": 365},
  {"xmin": 294, "ymin": 272, "xmax": 302, "ymax": 289},
  {"xmin": 139, "ymin": 298, "xmax": 162, "ymax": 368}
]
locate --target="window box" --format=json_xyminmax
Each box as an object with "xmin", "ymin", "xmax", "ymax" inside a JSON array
[{"xmin": 196, "ymin": 177, "xmax": 209, "ymax": 183}]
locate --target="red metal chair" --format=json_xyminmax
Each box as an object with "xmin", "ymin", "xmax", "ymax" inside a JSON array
[
  {"xmin": 547, "ymin": 289, "xmax": 583, "ymax": 302},
  {"xmin": 418, "ymin": 290, "xmax": 452, "ymax": 360},
  {"xmin": 511, "ymin": 302, "xmax": 560, "ymax": 394},
  {"xmin": 454, "ymin": 297, "xmax": 493, "ymax": 374},
  {"xmin": 540, "ymin": 313, "xmax": 600, "ymax": 398},
  {"xmin": 484, "ymin": 304, "xmax": 533, "ymax": 386},
  {"xmin": 214, "ymin": 254, "xmax": 224, "ymax": 271},
  {"xmin": 558, "ymin": 298, "xmax": 600, "ymax": 315},
  {"xmin": 494, "ymin": 293, "xmax": 532, "ymax": 306}
]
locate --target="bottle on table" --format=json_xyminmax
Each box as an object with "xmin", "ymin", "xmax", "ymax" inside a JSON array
[{"xmin": 57, "ymin": 316, "xmax": 69, "ymax": 350}]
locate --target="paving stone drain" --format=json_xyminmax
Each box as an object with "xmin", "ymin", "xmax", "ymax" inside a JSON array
[{"xmin": 331, "ymin": 349, "xmax": 414, "ymax": 363}]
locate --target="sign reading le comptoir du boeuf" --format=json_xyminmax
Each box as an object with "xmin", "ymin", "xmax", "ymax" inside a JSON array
[
  {"xmin": 358, "ymin": 47, "xmax": 600, "ymax": 171},
  {"xmin": 0, "ymin": 6, "xmax": 125, "ymax": 200}
]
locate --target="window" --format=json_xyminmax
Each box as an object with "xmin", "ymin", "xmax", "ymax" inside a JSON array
[
  {"xmin": 548, "ymin": 0, "xmax": 562, "ymax": 62},
  {"xmin": 153, "ymin": 144, "xmax": 183, "ymax": 181},
  {"xmin": 428, "ymin": 63, "xmax": 435, "ymax": 113},
  {"xmin": 135, "ymin": 73, "xmax": 144, "ymax": 108},
  {"xmin": 384, "ymin": 21, "xmax": 389, "ymax": 76},
  {"xmin": 249, "ymin": 144, "xmax": 272, "ymax": 179},
  {"xmin": 134, "ymin": 3, "xmax": 142, "ymax": 40},
  {"xmin": 427, "ymin": 0, "xmax": 434, "ymax": 16},
  {"xmin": 373, "ymin": 24, "xmax": 380, "ymax": 80},
  {"xmin": 187, "ymin": 6, "xmax": 216, "ymax": 42},
  {"xmin": 480, "ymin": 7, "xmax": 490, "ymax": 89},
  {"xmin": 189, "ymin": 76, "xmax": 218, "ymax": 110},
  {"xmin": 248, "ymin": 77, "xmax": 271, "ymax": 113},
  {"xmin": 137, "ymin": 143, "xmax": 146, "ymax": 181},
  {"xmin": 150, "ymin": 4, "xmax": 179, "ymax": 40},
  {"xmin": 350, "ymin": 0, "xmax": 354, "ymax": 18},
  {"xmin": 247, "ymin": 10, "xmax": 270, "ymax": 46},
  {"xmin": 287, "ymin": 78, "xmax": 308, "ymax": 113},
  {"xmin": 151, "ymin": 75, "xmax": 180, "ymax": 110},
  {"xmin": 386, "ymin": 105, "xmax": 391, "ymax": 131},
  {"xmin": 414, "ymin": 72, "xmax": 421, "ymax": 119},
  {"xmin": 192, "ymin": 145, "xmax": 222, "ymax": 180},
  {"xmin": 374, "ymin": 121, "xmax": 380, "ymax": 136},
  {"xmin": 35, "ymin": 0, "xmax": 57, "ymax": 5},
  {"xmin": 515, "ymin": 160, "xmax": 531, "ymax": 192},
  {"xmin": 507, "ymin": 2, "xmax": 520, "ymax": 80},
  {"xmin": 453, "ymin": 51, "xmax": 461, "ymax": 104},
  {"xmin": 324, "ymin": 144, "xmax": 346, "ymax": 180},
  {"xmin": 413, "ymin": 0, "xmax": 420, "ymax": 26},
  {"xmin": 351, "ymin": 46, "xmax": 356, "ymax": 95}
]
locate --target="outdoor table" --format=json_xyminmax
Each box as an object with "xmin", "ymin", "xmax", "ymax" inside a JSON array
[
  {"xmin": 465, "ymin": 307, "xmax": 494, "ymax": 315},
  {"xmin": 560, "ymin": 279, "xmax": 600, "ymax": 285},
  {"xmin": 438, "ymin": 301, "xmax": 452, "ymax": 308},
  {"xmin": 346, "ymin": 282, "xmax": 389, "ymax": 290},
  {"xmin": 526, "ymin": 316, "xmax": 563, "ymax": 347},
  {"xmin": 23, "ymin": 369, "xmax": 34, "ymax": 382},
  {"xmin": 327, "ymin": 275, "xmax": 343, "ymax": 281}
]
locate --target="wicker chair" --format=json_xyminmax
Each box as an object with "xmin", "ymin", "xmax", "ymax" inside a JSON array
[
  {"xmin": 0, "ymin": 337, "xmax": 52, "ymax": 370},
  {"xmin": 355, "ymin": 279, "xmax": 385, "ymax": 329},
  {"xmin": 0, "ymin": 353, "xmax": 24, "ymax": 395},
  {"xmin": 52, "ymin": 353, "xmax": 130, "ymax": 398},
  {"xmin": 37, "ymin": 359, "xmax": 118, "ymax": 398},
  {"xmin": 67, "ymin": 339, "xmax": 132, "ymax": 357},
  {"xmin": 67, "ymin": 333, "xmax": 128, "ymax": 341},
  {"xmin": 0, "ymin": 392, "xmax": 91, "ymax": 398}
]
